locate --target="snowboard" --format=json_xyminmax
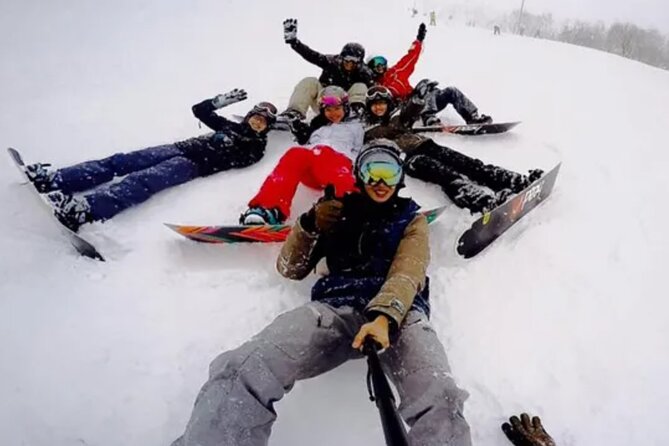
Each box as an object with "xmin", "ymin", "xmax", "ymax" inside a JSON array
[
  {"xmin": 6, "ymin": 148, "xmax": 105, "ymax": 261},
  {"xmin": 413, "ymin": 121, "xmax": 521, "ymax": 135},
  {"xmin": 165, "ymin": 205, "xmax": 448, "ymax": 244},
  {"xmin": 456, "ymin": 163, "xmax": 561, "ymax": 258}
]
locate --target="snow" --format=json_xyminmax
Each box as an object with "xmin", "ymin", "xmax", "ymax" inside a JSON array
[{"xmin": 1, "ymin": 0, "xmax": 669, "ymax": 445}]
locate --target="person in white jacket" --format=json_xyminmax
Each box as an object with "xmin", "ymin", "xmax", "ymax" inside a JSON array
[{"xmin": 241, "ymin": 86, "xmax": 364, "ymax": 225}]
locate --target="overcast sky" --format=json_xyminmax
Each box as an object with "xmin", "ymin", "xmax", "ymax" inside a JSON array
[{"xmin": 426, "ymin": 0, "xmax": 669, "ymax": 33}]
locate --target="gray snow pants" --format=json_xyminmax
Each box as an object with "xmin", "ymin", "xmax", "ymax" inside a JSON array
[
  {"xmin": 286, "ymin": 77, "xmax": 368, "ymax": 116},
  {"xmin": 171, "ymin": 302, "xmax": 472, "ymax": 446}
]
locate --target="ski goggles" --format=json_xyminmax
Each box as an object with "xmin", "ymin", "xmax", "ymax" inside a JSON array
[
  {"xmin": 251, "ymin": 102, "xmax": 277, "ymax": 119},
  {"xmin": 342, "ymin": 55, "xmax": 361, "ymax": 64},
  {"xmin": 369, "ymin": 56, "xmax": 388, "ymax": 68},
  {"xmin": 320, "ymin": 95, "xmax": 346, "ymax": 107},
  {"xmin": 366, "ymin": 86, "xmax": 393, "ymax": 102},
  {"xmin": 359, "ymin": 159, "xmax": 403, "ymax": 186}
]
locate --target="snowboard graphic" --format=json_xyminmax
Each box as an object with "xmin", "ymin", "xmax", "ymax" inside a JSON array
[
  {"xmin": 413, "ymin": 121, "xmax": 521, "ymax": 135},
  {"xmin": 6, "ymin": 148, "xmax": 105, "ymax": 261},
  {"xmin": 457, "ymin": 163, "xmax": 561, "ymax": 258},
  {"xmin": 166, "ymin": 205, "xmax": 448, "ymax": 244}
]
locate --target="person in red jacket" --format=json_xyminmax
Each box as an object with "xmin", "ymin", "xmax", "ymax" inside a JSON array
[{"xmin": 368, "ymin": 23, "xmax": 493, "ymax": 126}]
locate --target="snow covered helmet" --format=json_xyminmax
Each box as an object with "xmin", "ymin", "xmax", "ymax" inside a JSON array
[
  {"xmin": 354, "ymin": 139, "xmax": 406, "ymax": 190},
  {"xmin": 340, "ymin": 42, "xmax": 365, "ymax": 64},
  {"xmin": 318, "ymin": 85, "xmax": 349, "ymax": 115},
  {"xmin": 244, "ymin": 101, "xmax": 277, "ymax": 132},
  {"xmin": 365, "ymin": 85, "xmax": 395, "ymax": 117}
]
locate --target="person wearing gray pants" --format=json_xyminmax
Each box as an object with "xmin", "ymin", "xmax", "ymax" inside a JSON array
[{"xmin": 172, "ymin": 141, "xmax": 472, "ymax": 446}]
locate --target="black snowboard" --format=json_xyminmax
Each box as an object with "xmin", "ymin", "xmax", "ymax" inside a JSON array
[
  {"xmin": 457, "ymin": 163, "xmax": 561, "ymax": 258},
  {"xmin": 413, "ymin": 121, "xmax": 521, "ymax": 135},
  {"xmin": 6, "ymin": 148, "xmax": 105, "ymax": 261}
]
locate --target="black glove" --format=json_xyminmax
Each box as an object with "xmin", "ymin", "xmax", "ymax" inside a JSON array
[
  {"xmin": 283, "ymin": 18, "xmax": 298, "ymax": 43},
  {"xmin": 501, "ymin": 413, "xmax": 556, "ymax": 446},
  {"xmin": 413, "ymin": 78, "xmax": 439, "ymax": 100},
  {"xmin": 211, "ymin": 88, "xmax": 247, "ymax": 109},
  {"xmin": 301, "ymin": 185, "xmax": 343, "ymax": 234},
  {"xmin": 417, "ymin": 23, "xmax": 427, "ymax": 42}
]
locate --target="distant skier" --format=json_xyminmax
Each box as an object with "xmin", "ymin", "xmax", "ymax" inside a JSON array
[
  {"xmin": 494, "ymin": 24, "xmax": 502, "ymax": 35},
  {"xmin": 429, "ymin": 10, "xmax": 437, "ymax": 26},
  {"xmin": 240, "ymin": 86, "xmax": 363, "ymax": 225},
  {"xmin": 362, "ymin": 83, "xmax": 542, "ymax": 213},
  {"xmin": 278, "ymin": 18, "xmax": 374, "ymax": 123},
  {"xmin": 24, "ymin": 89, "xmax": 276, "ymax": 231},
  {"xmin": 366, "ymin": 23, "xmax": 493, "ymax": 126},
  {"xmin": 172, "ymin": 141, "xmax": 473, "ymax": 446}
]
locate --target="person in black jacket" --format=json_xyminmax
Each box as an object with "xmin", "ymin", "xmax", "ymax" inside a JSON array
[
  {"xmin": 24, "ymin": 89, "xmax": 276, "ymax": 231},
  {"xmin": 278, "ymin": 18, "xmax": 375, "ymax": 122}
]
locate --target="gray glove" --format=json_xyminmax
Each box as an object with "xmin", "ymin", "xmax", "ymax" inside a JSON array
[
  {"xmin": 283, "ymin": 18, "xmax": 298, "ymax": 43},
  {"xmin": 211, "ymin": 88, "xmax": 248, "ymax": 109}
]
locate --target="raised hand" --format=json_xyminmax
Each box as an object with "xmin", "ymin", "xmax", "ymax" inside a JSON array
[
  {"xmin": 283, "ymin": 18, "xmax": 298, "ymax": 43},
  {"xmin": 413, "ymin": 78, "xmax": 439, "ymax": 99},
  {"xmin": 211, "ymin": 88, "xmax": 248, "ymax": 109},
  {"xmin": 417, "ymin": 23, "xmax": 427, "ymax": 42}
]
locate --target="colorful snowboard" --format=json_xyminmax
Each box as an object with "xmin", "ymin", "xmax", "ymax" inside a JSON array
[
  {"xmin": 413, "ymin": 121, "xmax": 521, "ymax": 135},
  {"xmin": 165, "ymin": 205, "xmax": 448, "ymax": 244},
  {"xmin": 456, "ymin": 163, "xmax": 561, "ymax": 258},
  {"xmin": 6, "ymin": 148, "xmax": 105, "ymax": 261}
]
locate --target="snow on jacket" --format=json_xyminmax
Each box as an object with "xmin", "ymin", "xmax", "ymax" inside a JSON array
[
  {"xmin": 175, "ymin": 99, "xmax": 267, "ymax": 176},
  {"xmin": 289, "ymin": 39, "xmax": 375, "ymax": 90},
  {"xmin": 377, "ymin": 40, "xmax": 423, "ymax": 101},
  {"xmin": 276, "ymin": 193, "xmax": 431, "ymax": 328}
]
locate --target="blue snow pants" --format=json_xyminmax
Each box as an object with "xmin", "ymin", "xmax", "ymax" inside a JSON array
[{"xmin": 53, "ymin": 144, "xmax": 199, "ymax": 221}]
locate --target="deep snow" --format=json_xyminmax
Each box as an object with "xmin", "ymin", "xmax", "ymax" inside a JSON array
[{"xmin": 1, "ymin": 0, "xmax": 669, "ymax": 445}]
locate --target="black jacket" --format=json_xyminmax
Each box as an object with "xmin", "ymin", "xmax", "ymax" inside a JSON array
[
  {"xmin": 290, "ymin": 40, "xmax": 375, "ymax": 90},
  {"xmin": 174, "ymin": 99, "xmax": 268, "ymax": 177}
]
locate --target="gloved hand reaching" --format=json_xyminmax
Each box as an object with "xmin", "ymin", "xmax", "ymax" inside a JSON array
[
  {"xmin": 417, "ymin": 23, "xmax": 427, "ymax": 42},
  {"xmin": 283, "ymin": 18, "xmax": 298, "ymax": 43},
  {"xmin": 413, "ymin": 78, "xmax": 439, "ymax": 99},
  {"xmin": 211, "ymin": 88, "xmax": 248, "ymax": 109}
]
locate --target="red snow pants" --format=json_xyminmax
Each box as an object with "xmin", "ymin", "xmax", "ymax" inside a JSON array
[{"xmin": 247, "ymin": 145, "xmax": 357, "ymax": 219}]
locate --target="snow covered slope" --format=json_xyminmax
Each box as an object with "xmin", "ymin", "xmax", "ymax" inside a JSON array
[{"xmin": 1, "ymin": 0, "xmax": 668, "ymax": 445}]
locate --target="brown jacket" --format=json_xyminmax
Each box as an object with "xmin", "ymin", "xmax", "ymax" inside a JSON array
[
  {"xmin": 277, "ymin": 209, "xmax": 430, "ymax": 328},
  {"xmin": 363, "ymin": 97, "xmax": 428, "ymax": 156}
]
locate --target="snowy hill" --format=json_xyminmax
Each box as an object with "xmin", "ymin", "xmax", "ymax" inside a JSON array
[{"xmin": 1, "ymin": 0, "xmax": 669, "ymax": 445}]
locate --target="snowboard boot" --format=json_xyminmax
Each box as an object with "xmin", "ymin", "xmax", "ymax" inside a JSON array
[
  {"xmin": 25, "ymin": 163, "xmax": 58, "ymax": 193},
  {"xmin": 528, "ymin": 168, "xmax": 544, "ymax": 182},
  {"xmin": 466, "ymin": 112, "xmax": 493, "ymax": 125},
  {"xmin": 449, "ymin": 179, "xmax": 498, "ymax": 214},
  {"xmin": 46, "ymin": 191, "xmax": 93, "ymax": 232},
  {"xmin": 509, "ymin": 172, "xmax": 531, "ymax": 193},
  {"xmin": 421, "ymin": 114, "xmax": 442, "ymax": 126},
  {"xmin": 240, "ymin": 206, "xmax": 284, "ymax": 225}
]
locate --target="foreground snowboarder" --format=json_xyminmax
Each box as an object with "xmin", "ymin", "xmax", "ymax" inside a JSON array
[
  {"xmin": 240, "ymin": 85, "xmax": 363, "ymax": 225},
  {"xmin": 172, "ymin": 141, "xmax": 473, "ymax": 446},
  {"xmin": 363, "ymin": 83, "xmax": 542, "ymax": 213},
  {"xmin": 23, "ymin": 89, "xmax": 276, "ymax": 231},
  {"xmin": 366, "ymin": 23, "xmax": 492, "ymax": 125}
]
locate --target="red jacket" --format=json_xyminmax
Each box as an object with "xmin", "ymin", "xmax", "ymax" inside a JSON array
[{"xmin": 379, "ymin": 40, "xmax": 423, "ymax": 101}]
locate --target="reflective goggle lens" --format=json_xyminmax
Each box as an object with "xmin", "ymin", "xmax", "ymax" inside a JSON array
[
  {"xmin": 320, "ymin": 96, "xmax": 344, "ymax": 107},
  {"xmin": 343, "ymin": 55, "xmax": 361, "ymax": 63},
  {"xmin": 360, "ymin": 161, "xmax": 402, "ymax": 186},
  {"xmin": 370, "ymin": 56, "xmax": 387, "ymax": 68},
  {"xmin": 253, "ymin": 102, "xmax": 277, "ymax": 118}
]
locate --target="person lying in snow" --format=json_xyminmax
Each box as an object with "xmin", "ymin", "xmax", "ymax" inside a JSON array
[
  {"xmin": 24, "ymin": 89, "xmax": 276, "ymax": 232},
  {"xmin": 172, "ymin": 141, "xmax": 473, "ymax": 446},
  {"xmin": 361, "ymin": 83, "xmax": 542, "ymax": 213},
  {"xmin": 240, "ymin": 85, "xmax": 363, "ymax": 225},
  {"xmin": 277, "ymin": 17, "xmax": 375, "ymax": 123},
  {"xmin": 367, "ymin": 22, "xmax": 493, "ymax": 125}
]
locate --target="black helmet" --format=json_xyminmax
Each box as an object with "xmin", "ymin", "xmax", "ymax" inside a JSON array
[
  {"xmin": 244, "ymin": 101, "xmax": 277, "ymax": 132},
  {"xmin": 340, "ymin": 42, "xmax": 365, "ymax": 63},
  {"xmin": 365, "ymin": 86, "xmax": 395, "ymax": 117},
  {"xmin": 354, "ymin": 139, "xmax": 405, "ymax": 190},
  {"xmin": 367, "ymin": 55, "xmax": 388, "ymax": 71}
]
